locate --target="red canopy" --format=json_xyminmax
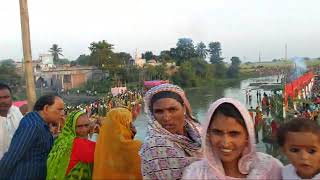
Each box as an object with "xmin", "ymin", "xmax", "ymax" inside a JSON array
[{"xmin": 13, "ymin": 100, "xmax": 27, "ymax": 107}]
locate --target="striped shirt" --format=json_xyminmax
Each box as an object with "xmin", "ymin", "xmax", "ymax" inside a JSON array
[{"xmin": 0, "ymin": 112, "xmax": 53, "ymax": 180}]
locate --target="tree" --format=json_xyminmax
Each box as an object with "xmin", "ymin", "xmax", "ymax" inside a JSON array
[
  {"xmin": 159, "ymin": 50, "xmax": 171, "ymax": 62},
  {"xmin": 75, "ymin": 54, "xmax": 91, "ymax": 66},
  {"xmin": 195, "ymin": 42, "xmax": 208, "ymax": 60},
  {"xmin": 49, "ymin": 44, "xmax": 63, "ymax": 64},
  {"xmin": 114, "ymin": 52, "xmax": 132, "ymax": 65},
  {"xmin": 175, "ymin": 38, "xmax": 196, "ymax": 65},
  {"xmin": 89, "ymin": 40, "xmax": 114, "ymax": 69},
  {"xmin": 172, "ymin": 62, "xmax": 198, "ymax": 87},
  {"xmin": 189, "ymin": 57, "xmax": 212, "ymax": 79},
  {"xmin": 227, "ymin": 56, "xmax": 241, "ymax": 78},
  {"xmin": 0, "ymin": 60, "xmax": 21, "ymax": 87},
  {"xmin": 208, "ymin": 42, "xmax": 223, "ymax": 64},
  {"xmin": 144, "ymin": 51, "xmax": 154, "ymax": 61}
]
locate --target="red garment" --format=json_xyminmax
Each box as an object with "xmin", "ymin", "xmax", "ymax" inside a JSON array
[
  {"xmin": 66, "ymin": 138, "xmax": 96, "ymax": 175},
  {"xmin": 254, "ymin": 112, "xmax": 262, "ymax": 128},
  {"xmin": 249, "ymin": 111, "xmax": 254, "ymax": 120},
  {"xmin": 270, "ymin": 121, "xmax": 278, "ymax": 137}
]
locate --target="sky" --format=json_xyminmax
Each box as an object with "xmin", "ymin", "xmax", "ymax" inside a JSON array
[{"xmin": 1, "ymin": 0, "xmax": 320, "ymax": 62}]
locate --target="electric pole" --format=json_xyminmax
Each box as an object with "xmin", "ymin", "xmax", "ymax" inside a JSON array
[{"xmin": 19, "ymin": 0, "xmax": 37, "ymax": 111}]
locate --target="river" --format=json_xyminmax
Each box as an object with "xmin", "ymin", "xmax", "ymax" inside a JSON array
[{"xmin": 134, "ymin": 76, "xmax": 284, "ymax": 160}]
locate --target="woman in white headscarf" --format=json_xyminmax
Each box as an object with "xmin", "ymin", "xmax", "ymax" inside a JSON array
[
  {"xmin": 183, "ymin": 98, "xmax": 282, "ymax": 179},
  {"xmin": 140, "ymin": 84, "xmax": 202, "ymax": 179}
]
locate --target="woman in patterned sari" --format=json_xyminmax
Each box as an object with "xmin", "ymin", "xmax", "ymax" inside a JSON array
[
  {"xmin": 47, "ymin": 110, "xmax": 96, "ymax": 179},
  {"xmin": 140, "ymin": 83, "xmax": 202, "ymax": 179}
]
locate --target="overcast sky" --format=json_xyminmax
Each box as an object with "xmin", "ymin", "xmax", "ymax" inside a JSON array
[{"xmin": 1, "ymin": 0, "xmax": 319, "ymax": 62}]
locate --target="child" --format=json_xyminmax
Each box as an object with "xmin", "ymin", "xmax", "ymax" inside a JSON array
[{"xmin": 277, "ymin": 118, "xmax": 320, "ymax": 179}]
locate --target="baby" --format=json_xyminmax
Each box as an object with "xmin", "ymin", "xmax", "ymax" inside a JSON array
[{"xmin": 277, "ymin": 118, "xmax": 320, "ymax": 179}]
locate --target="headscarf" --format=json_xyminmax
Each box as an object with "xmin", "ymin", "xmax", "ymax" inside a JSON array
[
  {"xmin": 93, "ymin": 108, "xmax": 142, "ymax": 179},
  {"xmin": 47, "ymin": 110, "xmax": 85, "ymax": 180},
  {"xmin": 188, "ymin": 97, "xmax": 282, "ymax": 179},
  {"xmin": 140, "ymin": 83, "xmax": 202, "ymax": 179},
  {"xmin": 204, "ymin": 98, "xmax": 256, "ymax": 176}
]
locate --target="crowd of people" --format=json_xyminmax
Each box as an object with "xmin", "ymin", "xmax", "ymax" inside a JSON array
[{"xmin": 1, "ymin": 82, "xmax": 320, "ymax": 179}]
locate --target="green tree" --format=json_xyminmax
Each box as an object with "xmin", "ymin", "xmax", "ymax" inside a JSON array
[
  {"xmin": 172, "ymin": 61, "xmax": 198, "ymax": 87},
  {"xmin": 208, "ymin": 42, "xmax": 223, "ymax": 64},
  {"xmin": 144, "ymin": 51, "xmax": 154, "ymax": 61},
  {"xmin": 227, "ymin": 56, "xmax": 241, "ymax": 78},
  {"xmin": 0, "ymin": 60, "xmax": 21, "ymax": 87},
  {"xmin": 195, "ymin": 42, "xmax": 208, "ymax": 60},
  {"xmin": 49, "ymin": 44, "xmax": 63, "ymax": 64},
  {"xmin": 114, "ymin": 52, "xmax": 132, "ymax": 65},
  {"xmin": 175, "ymin": 38, "xmax": 196, "ymax": 65},
  {"xmin": 89, "ymin": 40, "xmax": 114, "ymax": 69},
  {"xmin": 75, "ymin": 54, "xmax": 91, "ymax": 66},
  {"xmin": 190, "ymin": 57, "xmax": 212, "ymax": 79},
  {"xmin": 159, "ymin": 50, "xmax": 171, "ymax": 62}
]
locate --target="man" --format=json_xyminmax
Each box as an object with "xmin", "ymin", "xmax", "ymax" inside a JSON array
[
  {"xmin": 0, "ymin": 95, "xmax": 65, "ymax": 179},
  {"xmin": 0, "ymin": 83, "xmax": 23, "ymax": 159}
]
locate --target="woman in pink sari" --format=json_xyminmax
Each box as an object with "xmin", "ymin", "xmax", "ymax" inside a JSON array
[{"xmin": 183, "ymin": 98, "xmax": 282, "ymax": 179}]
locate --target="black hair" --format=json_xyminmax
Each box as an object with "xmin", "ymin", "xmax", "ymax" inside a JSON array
[
  {"xmin": 150, "ymin": 91, "xmax": 184, "ymax": 111},
  {"xmin": 0, "ymin": 83, "xmax": 12, "ymax": 94},
  {"xmin": 210, "ymin": 102, "xmax": 247, "ymax": 130},
  {"xmin": 33, "ymin": 94, "xmax": 61, "ymax": 111},
  {"xmin": 277, "ymin": 118, "xmax": 320, "ymax": 147}
]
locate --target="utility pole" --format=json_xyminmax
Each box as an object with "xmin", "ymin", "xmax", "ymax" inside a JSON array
[
  {"xmin": 285, "ymin": 44, "xmax": 287, "ymax": 60},
  {"xmin": 19, "ymin": 0, "xmax": 37, "ymax": 111},
  {"xmin": 259, "ymin": 51, "xmax": 261, "ymax": 62}
]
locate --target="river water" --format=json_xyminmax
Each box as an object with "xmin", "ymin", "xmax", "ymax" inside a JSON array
[{"xmin": 134, "ymin": 76, "xmax": 284, "ymax": 160}]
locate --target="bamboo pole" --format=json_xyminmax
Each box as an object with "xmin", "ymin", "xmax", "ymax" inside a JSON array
[{"xmin": 19, "ymin": 0, "xmax": 36, "ymax": 111}]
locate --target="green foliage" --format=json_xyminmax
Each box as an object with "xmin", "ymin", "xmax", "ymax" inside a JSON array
[
  {"xmin": 159, "ymin": 50, "xmax": 171, "ymax": 62},
  {"xmin": 84, "ymin": 78, "xmax": 113, "ymax": 93},
  {"xmin": 144, "ymin": 51, "xmax": 154, "ymax": 61},
  {"xmin": 49, "ymin": 44, "xmax": 63, "ymax": 64},
  {"xmin": 174, "ymin": 38, "xmax": 196, "ymax": 65},
  {"xmin": 195, "ymin": 42, "xmax": 208, "ymax": 60},
  {"xmin": 56, "ymin": 58, "xmax": 70, "ymax": 65},
  {"xmin": 227, "ymin": 56, "xmax": 241, "ymax": 78},
  {"xmin": 172, "ymin": 62, "xmax": 198, "ymax": 87},
  {"xmin": 75, "ymin": 54, "xmax": 91, "ymax": 66},
  {"xmin": 89, "ymin": 40, "xmax": 114, "ymax": 69},
  {"xmin": 208, "ymin": 42, "xmax": 224, "ymax": 64},
  {"xmin": 0, "ymin": 60, "xmax": 21, "ymax": 87}
]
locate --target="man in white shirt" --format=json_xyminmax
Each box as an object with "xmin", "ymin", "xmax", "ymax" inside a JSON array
[{"xmin": 0, "ymin": 83, "xmax": 23, "ymax": 158}]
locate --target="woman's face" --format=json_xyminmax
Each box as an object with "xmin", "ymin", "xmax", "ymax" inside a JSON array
[
  {"xmin": 152, "ymin": 98, "xmax": 186, "ymax": 135},
  {"xmin": 208, "ymin": 112, "xmax": 248, "ymax": 164},
  {"xmin": 75, "ymin": 114, "xmax": 90, "ymax": 138}
]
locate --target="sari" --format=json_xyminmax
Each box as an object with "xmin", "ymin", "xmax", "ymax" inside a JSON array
[
  {"xmin": 140, "ymin": 84, "xmax": 202, "ymax": 179},
  {"xmin": 47, "ymin": 111, "xmax": 95, "ymax": 180},
  {"xmin": 93, "ymin": 108, "xmax": 142, "ymax": 179}
]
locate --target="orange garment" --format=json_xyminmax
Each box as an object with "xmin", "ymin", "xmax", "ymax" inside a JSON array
[{"xmin": 93, "ymin": 108, "xmax": 142, "ymax": 180}]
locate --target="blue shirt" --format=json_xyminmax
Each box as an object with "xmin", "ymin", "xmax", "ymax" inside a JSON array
[{"xmin": 0, "ymin": 112, "xmax": 53, "ymax": 180}]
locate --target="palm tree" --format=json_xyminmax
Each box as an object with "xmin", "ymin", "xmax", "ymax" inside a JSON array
[{"xmin": 49, "ymin": 44, "xmax": 63, "ymax": 64}]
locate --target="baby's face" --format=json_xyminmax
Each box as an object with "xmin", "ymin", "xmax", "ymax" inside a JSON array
[{"xmin": 283, "ymin": 132, "xmax": 320, "ymax": 179}]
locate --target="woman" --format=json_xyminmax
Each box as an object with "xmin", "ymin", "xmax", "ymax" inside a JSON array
[
  {"xmin": 47, "ymin": 111, "xmax": 95, "ymax": 179},
  {"xmin": 183, "ymin": 98, "xmax": 282, "ymax": 179},
  {"xmin": 140, "ymin": 83, "xmax": 202, "ymax": 179},
  {"xmin": 93, "ymin": 107, "xmax": 142, "ymax": 179}
]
